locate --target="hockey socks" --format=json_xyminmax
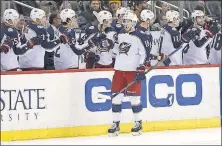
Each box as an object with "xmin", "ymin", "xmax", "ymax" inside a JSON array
[{"xmin": 130, "ymin": 96, "xmax": 143, "ymax": 135}]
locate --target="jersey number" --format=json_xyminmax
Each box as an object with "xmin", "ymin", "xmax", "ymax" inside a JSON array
[
  {"xmin": 55, "ymin": 47, "xmax": 60, "ymax": 58},
  {"xmin": 12, "ymin": 38, "xmax": 19, "ymax": 46},
  {"xmin": 144, "ymin": 40, "xmax": 152, "ymax": 48},
  {"xmin": 172, "ymin": 35, "xmax": 181, "ymax": 43},
  {"xmin": 172, "ymin": 35, "xmax": 182, "ymax": 48},
  {"xmin": 211, "ymin": 33, "xmax": 222, "ymax": 51},
  {"xmin": 41, "ymin": 34, "xmax": 46, "ymax": 41}
]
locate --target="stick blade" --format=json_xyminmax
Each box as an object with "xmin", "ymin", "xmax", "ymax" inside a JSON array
[{"xmin": 93, "ymin": 11, "xmax": 98, "ymax": 17}]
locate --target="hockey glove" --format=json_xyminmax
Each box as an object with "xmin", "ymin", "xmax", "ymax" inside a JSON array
[
  {"xmin": 98, "ymin": 33, "xmax": 107, "ymax": 40},
  {"xmin": 5, "ymin": 37, "xmax": 13, "ymax": 47},
  {"xmin": 208, "ymin": 25, "xmax": 219, "ymax": 36},
  {"xmin": 27, "ymin": 40, "xmax": 35, "ymax": 49},
  {"xmin": 182, "ymin": 28, "xmax": 200, "ymax": 43},
  {"xmin": 135, "ymin": 65, "xmax": 146, "ymax": 83},
  {"xmin": 163, "ymin": 58, "xmax": 171, "ymax": 66},
  {"xmin": 88, "ymin": 39, "xmax": 95, "ymax": 48},
  {"xmin": 207, "ymin": 20, "xmax": 219, "ymax": 36},
  {"xmin": 20, "ymin": 34, "xmax": 27, "ymax": 44},
  {"xmin": 90, "ymin": 33, "xmax": 107, "ymax": 47},
  {"xmin": 27, "ymin": 36, "xmax": 42, "ymax": 48},
  {"xmin": 60, "ymin": 34, "xmax": 68, "ymax": 44},
  {"xmin": 89, "ymin": 36, "xmax": 99, "ymax": 47},
  {"xmin": 94, "ymin": 54, "xmax": 100, "ymax": 63},
  {"xmin": 77, "ymin": 38, "xmax": 84, "ymax": 45},
  {"xmin": 204, "ymin": 30, "xmax": 214, "ymax": 38},
  {"xmin": 0, "ymin": 43, "xmax": 10, "ymax": 54},
  {"xmin": 84, "ymin": 52, "xmax": 100, "ymax": 63},
  {"xmin": 157, "ymin": 53, "xmax": 171, "ymax": 66},
  {"xmin": 191, "ymin": 28, "xmax": 202, "ymax": 36},
  {"xmin": 157, "ymin": 53, "xmax": 167, "ymax": 61},
  {"xmin": 27, "ymin": 36, "xmax": 40, "ymax": 49},
  {"xmin": 98, "ymin": 39, "xmax": 111, "ymax": 49}
]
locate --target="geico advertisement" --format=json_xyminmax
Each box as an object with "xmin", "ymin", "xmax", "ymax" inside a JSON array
[
  {"xmin": 84, "ymin": 68, "xmax": 220, "ymax": 115},
  {"xmin": 0, "ymin": 88, "xmax": 46, "ymax": 122}
]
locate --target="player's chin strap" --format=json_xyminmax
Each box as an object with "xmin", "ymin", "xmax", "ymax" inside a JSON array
[{"xmin": 98, "ymin": 47, "xmax": 183, "ymax": 100}]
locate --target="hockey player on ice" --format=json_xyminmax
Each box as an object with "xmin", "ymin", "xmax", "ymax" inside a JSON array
[
  {"xmin": 108, "ymin": 11, "xmax": 147, "ymax": 137},
  {"xmin": 1, "ymin": 9, "xmax": 35, "ymax": 71},
  {"xmin": 110, "ymin": 7, "xmax": 127, "ymax": 67},
  {"xmin": 54, "ymin": 9, "xmax": 91, "ymax": 70},
  {"xmin": 86, "ymin": 10, "xmax": 117, "ymax": 68},
  {"xmin": 182, "ymin": 10, "xmax": 215, "ymax": 65},
  {"xmin": 18, "ymin": 8, "xmax": 64, "ymax": 70}
]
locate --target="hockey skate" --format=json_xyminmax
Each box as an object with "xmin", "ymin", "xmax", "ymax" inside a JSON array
[
  {"xmin": 108, "ymin": 122, "xmax": 120, "ymax": 137},
  {"xmin": 131, "ymin": 121, "xmax": 142, "ymax": 136}
]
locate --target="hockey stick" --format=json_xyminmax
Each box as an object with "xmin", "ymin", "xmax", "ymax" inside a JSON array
[
  {"xmin": 93, "ymin": 11, "xmax": 103, "ymax": 34},
  {"xmin": 97, "ymin": 47, "xmax": 181, "ymax": 100}
]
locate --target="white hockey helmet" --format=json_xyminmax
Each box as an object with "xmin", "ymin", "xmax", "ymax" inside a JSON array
[
  {"xmin": 191, "ymin": 10, "xmax": 205, "ymax": 20},
  {"xmin": 116, "ymin": 7, "xmax": 127, "ymax": 19},
  {"xmin": 122, "ymin": 11, "xmax": 138, "ymax": 31},
  {"xmin": 94, "ymin": 10, "xmax": 112, "ymax": 24},
  {"xmin": 60, "ymin": 9, "xmax": 77, "ymax": 23},
  {"xmin": 166, "ymin": 10, "xmax": 180, "ymax": 22},
  {"xmin": 123, "ymin": 11, "xmax": 138, "ymax": 23},
  {"xmin": 140, "ymin": 9, "xmax": 155, "ymax": 22},
  {"xmin": 3, "ymin": 9, "xmax": 20, "ymax": 25},
  {"xmin": 30, "ymin": 8, "xmax": 46, "ymax": 22}
]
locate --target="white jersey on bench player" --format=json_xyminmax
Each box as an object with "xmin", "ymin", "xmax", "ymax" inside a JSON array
[{"xmin": 182, "ymin": 10, "xmax": 213, "ymax": 65}]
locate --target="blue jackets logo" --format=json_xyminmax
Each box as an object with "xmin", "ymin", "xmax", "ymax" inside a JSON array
[{"xmin": 85, "ymin": 74, "xmax": 202, "ymax": 112}]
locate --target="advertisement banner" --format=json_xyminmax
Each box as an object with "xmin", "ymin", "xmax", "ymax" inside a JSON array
[
  {"xmin": 1, "ymin": 66, "xmax": 221, "ymax": 141},
  {"xmin": 83, "ymin": 67, "xmax": 220, "ymax": 124}
]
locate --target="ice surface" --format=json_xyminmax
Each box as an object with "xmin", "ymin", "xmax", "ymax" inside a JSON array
[{"xmin": 2, "ymin": 128, "xmax": 221, "ymax": 145}]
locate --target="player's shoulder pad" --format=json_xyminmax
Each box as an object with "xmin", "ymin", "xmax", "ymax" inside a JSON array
[
  {"xmin": 28, "ymin": 23, "xmax": 44, "ymax": 30},
  {"xmin": 58, "ymin": 26, "xmax": 65, "ymax": 32},
  {"xmin": 3, "ymin": 26, "xmax": 18, "ymax": 38},
  {"xmin": 163, "ymin": 24, "xmax": 180, "ymax": 36},
  {"xmin": 85, "ymin": 25, "xmax": 98, "ymax": 35},
  {"xmin": 126, "ymin": 30, "xmax": 143, "ymax": 42},
  {"xmin": 190, "ymin": 27, "xmax": 201, "ymax": 35},
  {"xmin": 28, "ymin": 23, "xmax": 46, "ymax": 35},
  {"xmin": 133, "ymin": 29, "xmax": 147, "ymax": 38},
  {"xmin": 58, "ymin": 26, "xmax": 69, "ymax": 35}
]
